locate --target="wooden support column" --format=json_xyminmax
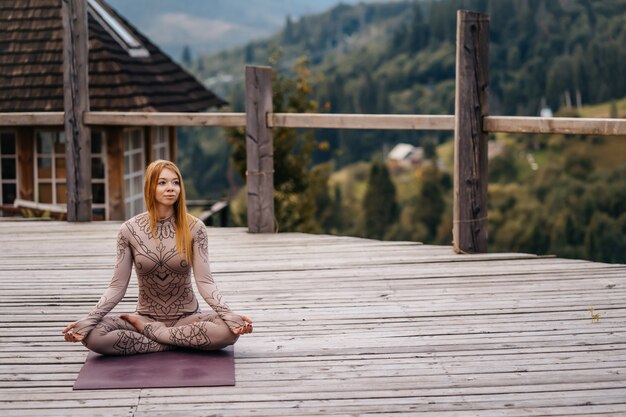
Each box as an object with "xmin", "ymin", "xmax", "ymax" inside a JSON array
[
  {"xmin": 245, "ymin": 66, "xmax": 275, "ymax": 233},
  {"xmin": 453, "ymin": 10, "xmax": 489, "ymax": 254},
  {"xmin": 105, "ymin": 126, "xmax": 125, "ymax": 220},
  {"xmin": 144, "ymin": 126, "xmax": 153, "ymax": 165},
  {"xmin": 16, "ymin": 128, "xmax": 34, "ymax": 202},
  {"xmin": 169, "ymin": 126, "xmax": 177, "ymax": 163},
  {"xmin": 62, "ymin": 0, "xmax": 92, "ymax": 221}
]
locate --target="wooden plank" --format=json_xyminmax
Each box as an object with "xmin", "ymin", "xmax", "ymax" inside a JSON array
[
  {"xmin": 484, "ymin": 116, "xmax": 626, "ymax": 136},
  {"xmin": 0, "ymin": 222, "xmax": 625, "ymax": 416},
  {"xmin": 0, "ymin": 113, "xmax": 64, "ymax": 126},
  {"xmin": 62, "ymin": 0, "xmax": 91, "ymax": 222},
  {"xmin": 245, "ymin": 65, "xmax": 275, "ymax": 233},
  {"xmin": 269, "ymin": 113, "xmax": 455, "ymax": 130},
  {"xmin": 453, "ymin": 10, "xmax": 489, "ymax": 254},
  {"xmin": 83, "ymin": 111, "xmax": 246, "ymax": 127}
]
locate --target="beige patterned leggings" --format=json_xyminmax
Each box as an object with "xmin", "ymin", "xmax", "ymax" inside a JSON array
[{"xmin": 82, "ymin": 312, "xmax": 239, "ymax": 355}]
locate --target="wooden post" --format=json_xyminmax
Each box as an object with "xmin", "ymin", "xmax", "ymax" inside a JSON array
[
  {"xmin": 453, "ymin": 10, "xmax": 489, "ymax": 253},
  {"xmin": 16, "ymin": 128, "xmax": 34, "ymax": 202},
  {"xmin": 169, "ymin": 126, "xmax": 177, "ymax": 163},
  {"xmin": 105, "ymin": 126, "xmax": 125, "ymax": 220},
  {"xmin": 245, "ymin": 66, "xmax": 275, "ymax": 233},
  {"xmin": 62, "ymin": 0, "xmax": 92, "ymax": 221}
]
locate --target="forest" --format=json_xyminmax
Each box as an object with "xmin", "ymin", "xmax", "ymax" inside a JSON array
[{"xmin": 177, "ymin": 0, "xmax": 626, "ymax": 263}]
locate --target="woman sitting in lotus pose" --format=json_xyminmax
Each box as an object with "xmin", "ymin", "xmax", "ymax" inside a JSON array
[{"xmin": 63, "ymin": 160, "xmax": 252, "ymax": 355}]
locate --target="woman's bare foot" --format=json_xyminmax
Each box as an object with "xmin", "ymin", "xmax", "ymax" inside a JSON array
[{"xmin": 120, "ymin": 314, "xmax": 149, "ymax": 333}]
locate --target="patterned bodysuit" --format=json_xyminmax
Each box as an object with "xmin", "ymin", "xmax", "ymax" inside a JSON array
[{"xmin": 73, "ymin": 213, "xmax": 245, "ymax": 355}]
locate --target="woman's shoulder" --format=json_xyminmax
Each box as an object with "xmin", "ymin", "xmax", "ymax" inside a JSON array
[
  {"xmin": 186, "ymin": 214, "xmax": 203, "ymax": 232},
  {"xmin": 119, "ymin": 212, "xmax": 150, "ymax": 234}
]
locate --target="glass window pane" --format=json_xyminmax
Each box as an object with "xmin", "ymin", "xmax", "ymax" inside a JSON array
[
  {"xmin": 2, "ymin": 183, "xmax": 16, "ymax": 204},
  {"xmin": 55, "ymin": 157, "xmax": 66, "ymax": 178},
  {"xmin": 92, "ymin": 207, "xmax": 105, "ymax": 220},
  {"xmin": 37, "ymin": 157, "xmax": 52, "ymax": 179},
  {"xmin": 54, "ymin": 134, "xmax": 65, "ymax": 154},
  {"xmin": 92, "ymin": 156, "xmax": 105, "ymax": 179},
  {"xmin": 37, "ymin": 132, "xmax": 53, "ymax": 154},
  {"xmin": 1, "ymin": 133, "xmax": 16, "ymax": 154},
  {"xmin": 125, "ymin": 202, "xmax": 131, "ymax": 216},
  {"xmin": 56, "ymin": 183, "xmax": 67, "ymax": 204},
  {"xmin": 132, "ymin": 130, "xmax": 142, "ymax": 149},
  {"xmin": 1, "ymin": 158, "xmax": 16, "ymax": 180},
  {"xmin": 38, "ymin": 183, "xmax": 52, "ymax": 203},
  {"xmin": 92, "ymin": 183, "xmax": 105, "ymax": 204},
  {"xmin": 132, "ymin": 152, "xmax": 142, "ymax": 173},
  {"xmin": 124, "ymin": 177, "xmax": 131, "ymax": 199},
  {"xmin": 133, "ymin": 175, "xmax": 143, "ymax": 195},
  {"xmin": 91, "ymin": 131, "xmax": 104, "ymax": 154}
]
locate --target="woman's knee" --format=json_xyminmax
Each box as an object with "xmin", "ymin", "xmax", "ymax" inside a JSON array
[{"xmin": 81, "ymin": 332, "xmax": 118, "ymax": 355}]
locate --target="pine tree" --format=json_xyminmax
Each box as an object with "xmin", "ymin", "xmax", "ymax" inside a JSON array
[{"xmin": 362, "ymin": 162, "xmax": 399, "ymax": 239}]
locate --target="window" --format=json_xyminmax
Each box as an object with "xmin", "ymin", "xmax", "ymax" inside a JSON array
[
  {"xmin": 34, "ymin": 130, "xmax": 108, "ymax": 218},
  {"xmin": 91, "ymin": 130, "xmax": 107, "ymax": 219},
  {"xmin": 0, "ymin": 131, "xmax": 18, "ymax": 208},
  {"xmin": 124, "ymin": 128, "xmax": 145, "ymax": 218},
  {"xmin": 87, "ymin": 0, "xmax": 149, "ymax": 58},
  {"xmin": 35, "ymin": 131, "xmax": 66, "ymax": 206},
  {"xmin": 152, "ymin": 127, "xmax": 170, "ymax": 161}
]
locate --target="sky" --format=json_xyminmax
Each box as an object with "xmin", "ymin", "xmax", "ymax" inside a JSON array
[{"xmin": 105, "ymin": 0, "xmax": 399, "ymax": 59}]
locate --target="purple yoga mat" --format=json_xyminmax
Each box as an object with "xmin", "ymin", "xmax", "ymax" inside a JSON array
[{"xmin": 73, "ymin": 347, "xmax": 235, "ymax": 390}]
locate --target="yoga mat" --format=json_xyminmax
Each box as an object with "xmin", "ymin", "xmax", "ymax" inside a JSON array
[{"xmin": 73, "ymin": 347, "xmax": 235, "ymax": 390}]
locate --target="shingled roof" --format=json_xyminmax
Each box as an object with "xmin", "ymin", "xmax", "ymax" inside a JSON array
[{"xmin": 0, "ymin": 0, "xmax": 226, "ymax": 112}]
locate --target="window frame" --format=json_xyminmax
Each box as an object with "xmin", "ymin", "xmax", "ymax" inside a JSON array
[
  {"xmin": 123, "ymin": 127, "xmax": 145, "ymax": 218},
  {"xmin": 152, "ymin": 126, "xmax": 170, "ymax": 161},
  {"xmin": 0, "ymin": 130, "xmax": 19, "ymax": 207}
]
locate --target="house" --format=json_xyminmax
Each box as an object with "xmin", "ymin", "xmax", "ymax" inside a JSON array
[
  {"xmin": 0, "ymin": 0, "xmax": 225, "ymax": 220},
  {"xmin": 387, "ymin": 143, "xmax": 424, "ymax": 171}
]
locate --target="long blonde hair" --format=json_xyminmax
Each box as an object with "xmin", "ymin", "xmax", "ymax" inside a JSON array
[{"xmin": 144, "ymin": 160, "xmax": 192, "ymax": 263}]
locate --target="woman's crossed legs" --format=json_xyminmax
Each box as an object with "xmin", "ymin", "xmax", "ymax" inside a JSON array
[{"xmin": 82, "ymin": 312, "xmax": 238, "ymax": 355}]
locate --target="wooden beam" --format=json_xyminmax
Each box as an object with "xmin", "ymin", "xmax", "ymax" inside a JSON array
[
  {"xmin": 84, "ymin": 112, "xmax": 246, "ymax": 127},
  {"xmin": 144, "ymin": 126, "xmax": 153, "ymax": 165},
  {"xmin": 16, "ymin": 128, "xmax": 34, "ymax": 202},
  {"xmin": 269, "ymin": 113, "xmax": 455, "ymax": 130},
  {"xmin": 169, "ymin": 126, "xmax": 177, "ymax": 162},
  {"xmin": 453, "ymin": 10, "xmax": 490, "ymax": 254},
  {"xmin": 62, "ymin": 0, "xmax": 92, "ymax": 221},
  {"xmin": 0, "ymin": 113, "xmax": 64, "ymax": 126},
  {"xmin": 484, "ymin": 116, "xmax": 626, "ymax": 135},
  {"xmin": 105, "ymin": 126, "xmax": 125, "ymax": 220},
  {"xmin": 245, "ymin": 66, "xmax": 275, "ymax": 233}
]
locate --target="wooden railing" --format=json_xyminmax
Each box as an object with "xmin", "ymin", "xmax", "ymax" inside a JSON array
[{"xmin": 2, "ymin": 7, "xmax": 626, "ymax": 253}]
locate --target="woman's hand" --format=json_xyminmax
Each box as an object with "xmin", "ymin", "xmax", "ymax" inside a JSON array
[
  {"xmin": 232, "ymin": 315, "xmax": 253, "ymax": 335},
  {"xmin": 62, "ymin": 322, "xmax": 85, "ymax": 343}
]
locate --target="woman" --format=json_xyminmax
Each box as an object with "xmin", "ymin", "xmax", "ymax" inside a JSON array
[{"xmin": 63, "ymin": 160, "xmax": 252, "ymax": 355}]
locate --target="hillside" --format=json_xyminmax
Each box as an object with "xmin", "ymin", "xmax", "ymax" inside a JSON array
[{"xmin": 199, "ymin": 0, "xmax": 626, "ymax": 118}]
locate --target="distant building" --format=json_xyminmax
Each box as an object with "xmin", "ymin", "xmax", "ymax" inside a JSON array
[
  {"xmin": 0, "ymin": 0, "xmax": 226, "ymax": 220},
  {"xmin": 387, "ymin": 143, "xmax": 424, "ymax": 170}
]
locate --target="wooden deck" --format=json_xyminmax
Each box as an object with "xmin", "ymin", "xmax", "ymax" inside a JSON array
[{"xmin": 0, "ymin": 220, "xmax": 625, "ymax": 416}]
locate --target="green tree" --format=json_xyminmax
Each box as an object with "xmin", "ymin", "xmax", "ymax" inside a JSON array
[
  {"xmin": 414, "ymin": 172, "xmax": 445, "ymax": 240},
  {"xmin": 227, "ymin": 56, "xmax": 327, "ymax": 233},
  {"xmin": 362, "ymin": 161, "xmax": 399, "ymax": 239}
]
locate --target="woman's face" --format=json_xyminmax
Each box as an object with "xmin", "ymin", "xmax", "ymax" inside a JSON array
[{"xmin": 154, "ymin": 168, "xmax": 181, "ymax": 208}]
